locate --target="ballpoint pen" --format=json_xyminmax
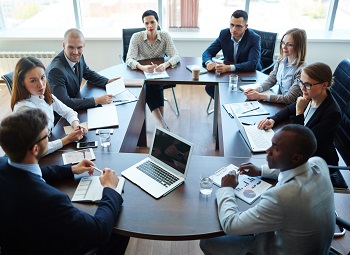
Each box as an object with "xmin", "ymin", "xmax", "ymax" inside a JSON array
[
  {"xmin": 241, "ymin": 106, "xmax": 260, "ymax": 114},
  {"xmin": 90, "ymin": 165, "xmax": 103, "ymax": 173}
]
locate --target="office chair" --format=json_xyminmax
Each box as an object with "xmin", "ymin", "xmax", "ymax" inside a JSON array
[
  {"xmin": 120, "ymin": 28, "xmax": 179, "ymax": 116},
  {"xmin": 206, "ymin": 29, "xmax": 278, "ymax": 115},
  {"xmin": 330, "ymin": 216, "xmax": 350, "ymax": 255},
  {"xmin": 328, "ymin": 59, "xmax": 350, "ymax": 192},
  {"xmin": 1, "ymin": 71, "xmax": 14, "ymax": 94}
]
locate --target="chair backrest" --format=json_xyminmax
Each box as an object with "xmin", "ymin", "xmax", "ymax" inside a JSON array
[
  {"xmin": 251, "ymin": 28, "xmax": 278, "ymax": 74},
  {"xmin": 121, "ymin": 27, "xmax": 146, "ymax": 63},
  {"xmin": 1, "ymin": 71, "xmax": 14, "ymax": 94},
  {"xmin": 330, "ymin": 59, "xmax": 350, "ymax": 165}
]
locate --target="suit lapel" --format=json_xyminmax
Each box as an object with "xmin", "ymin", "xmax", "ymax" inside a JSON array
[
  {"xmin": 306, "ymin": 93, "xmax": 331, "ymax": 128},
  {"xmin": 59, "ymin": 51, "xmax": 80, "ymax": 91}
]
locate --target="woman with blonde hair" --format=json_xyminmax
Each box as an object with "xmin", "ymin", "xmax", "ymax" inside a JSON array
[
  {"xmin": 11, "ymin": 56, "xmax": 86, "ymax": 155},
  {"xmin": 244, "ymin": 28, "xmax": 307, "ymax": 104}
]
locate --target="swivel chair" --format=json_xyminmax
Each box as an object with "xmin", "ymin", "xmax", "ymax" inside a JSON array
[
  {"xmin": 207, "ymin": 29, "xmax": 278, "ymax": 115},
  {"xmin": 120, "ymin": 27, "xmax": 179, "ymax": 116},
  {"xmin": 1, "ymin": 71, "xmax": 14, "ymax": 94}
]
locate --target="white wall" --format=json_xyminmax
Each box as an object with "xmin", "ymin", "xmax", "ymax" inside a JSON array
[{"xmin": 1, "ymin": 38, "xmax": 349, "ymax": 73}]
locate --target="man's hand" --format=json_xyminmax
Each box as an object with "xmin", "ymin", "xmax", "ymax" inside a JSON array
[
  {"xmin": 94, "ymin": 94, "xmax": 114, "ymax": 105},
  {"xmin": 238, "ymin": 163, "xmax": 262, "ymax": 177},
  {"xmin": 221, "ymin": 172, "xmax": 239, "ymax": 188},
  {"xmin": 72, "ymin": 159, "xmax": 94, "ymax": 175},
  {"xmin": 206, "ymin": 62, "xmax": 216, "ymax": 71},
  {"xmin": 99, "ymin": 168, "xmax": 119, "ymax": 189},
  {"xmin": 215, "ymin": 63, "xmax": 230, "ymax": 73}
]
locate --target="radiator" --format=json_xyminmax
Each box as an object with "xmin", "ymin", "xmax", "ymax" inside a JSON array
[{"xmin": 0, "ymin": 51, "xmax": 56, "ymax": 77}]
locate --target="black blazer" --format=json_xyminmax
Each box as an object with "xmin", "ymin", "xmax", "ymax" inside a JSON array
[
  {"xmin": 0, "ymin": 156, "xmax": 123, "ymax": 255},
  {"xmin": 271, "ymin": 90, "xmax": 341, "ymax": 165},
  {"xmin": 46, "ymin": 50, "xmax": 109, "ymax": 110}
]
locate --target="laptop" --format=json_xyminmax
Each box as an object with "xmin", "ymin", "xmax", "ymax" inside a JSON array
[
  {"xmin": 231, "ymin": 110, "xmax": 274, "ymax": 152},
  {"xmin": 121, "ymin": 126, "xmax": 194, "ymax": 199}
]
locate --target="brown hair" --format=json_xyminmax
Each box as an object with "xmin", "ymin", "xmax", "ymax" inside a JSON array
[
  {"xmin": 278, "ymin": 28, "xmax": 307, "ymax": 67},
  {"xmin": 302, "ymin": 62, "xmax": 333, "ymax": 87},
  {"xmin": 11, "ymin": 56, "xmax": 53, "ymax": 110}
]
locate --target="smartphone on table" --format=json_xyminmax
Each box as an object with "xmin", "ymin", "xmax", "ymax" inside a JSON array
[{"xmin": 76, "ymin": 141, "xmax": 98, "ymax": 149}]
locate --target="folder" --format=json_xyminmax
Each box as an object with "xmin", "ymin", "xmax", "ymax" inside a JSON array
[{"xmin": 87, "ymin": 106, "xmax": 119, "ymax": 130}]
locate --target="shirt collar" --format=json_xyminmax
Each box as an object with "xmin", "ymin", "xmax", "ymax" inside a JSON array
[
  {"xmin": 231, "ymin": 31, "xmax": 245, "ymax": 43},
  {"xmin": 278, "ymin": 161, "xmax": 310, "ymax": 185},
  {"xmin": 143, "ymin": 30, "xmax": 161, "ymax": 42},
  {"xmin": 64, "ymin": 54, "xmax": 76, "ymax": 69},
  {"xmin": 8, "ymin": 158, "xmax": 44, "ymax": 181}
]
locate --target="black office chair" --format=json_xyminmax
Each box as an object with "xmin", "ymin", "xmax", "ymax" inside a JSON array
[
  {"xmin": 1, "ymin": 71, "xmax": 14, "ymax": 94},
  {"xmin": 328, "ymin": 59, "xmax": 350, "ymax": 192},
  {"xmin": 120, "ymin": 27, "xmax": 179, "ymax": 116}
]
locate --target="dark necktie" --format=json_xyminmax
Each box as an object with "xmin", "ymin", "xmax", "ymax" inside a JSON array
[{"xmin": 74, "ymin": 63, "xmax": 79, "ymax": 77}]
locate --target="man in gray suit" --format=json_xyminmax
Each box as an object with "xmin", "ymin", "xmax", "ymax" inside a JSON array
[
  {"xmin": 200, "ymin": 124, "xmax": 335, "ymax": 255},
  {"xmin": 47, "ymin": 28, "xmax": 119, "ymax": 110}
]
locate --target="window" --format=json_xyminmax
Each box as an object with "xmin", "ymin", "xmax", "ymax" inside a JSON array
[
  {"xmin": 333, "ymin": 0, "xmax": 350, "ymax": 30},
  {"xmin": 0, "ymin": 0, "xmax": 75, "ymax": 30},
  {"xmin": 79, "ymin": 0, "xmax": 158, "ymax": 30}
]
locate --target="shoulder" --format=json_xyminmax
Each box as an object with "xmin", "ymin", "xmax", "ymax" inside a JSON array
[
  {"xmin": 219, "ymin": 28, "xmax": 230, "ymax": 36},
  {"xmin": 14, "ymin": 99, "xmax": 35, "ymax": 112},
  {"xmin": 245, "ymin": 29, "xmax": 260, "ymax": 41}
]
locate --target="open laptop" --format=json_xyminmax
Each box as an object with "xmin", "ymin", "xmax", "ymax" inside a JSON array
[
  {"xmin": 121, "ymin": 126, "xmax": 194, "ymax": 199},
  {"xmin": 232, "ymin": 110, "xmax": 274, "ymax": 152}
]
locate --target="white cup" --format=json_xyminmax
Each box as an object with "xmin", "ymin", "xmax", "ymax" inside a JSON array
[
  {"xmin": 99, "ymin": 130, "xmax": 111, "ymax": 147},
  {"xmin": 229, "ymin": 74, "xmax": 239, "ymax": 91},
  {"xmin": 191, "ymin": 65, "xmax": 201, "ymax": 80},
  {"xmin": 200, "ymin": 174, "xmax": 213, "ymax": 195}
]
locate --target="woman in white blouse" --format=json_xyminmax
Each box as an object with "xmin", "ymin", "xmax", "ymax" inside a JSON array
[
  {"xmin": 126, "ymin": 9, "xmax": 180, "ymax": 130},
  {"xmin": 10, "ymin": 56, "xmax": 87, "ymax": 155},
  {"xmin": 244, "ymin": 28, "xmax": 307, "ymax": 104}
]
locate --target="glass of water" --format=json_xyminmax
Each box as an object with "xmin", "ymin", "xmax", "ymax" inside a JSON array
[
  {"xmin": 200, "ymin": 174, "xmax": 213, "ymax": 195},
  {"xmin": 99, "ymin": 129, "xmax": 111, "ymax": 148},
  {"xmin": 229, "ymin": 74, "xmax": 239, "ymax": 91}
]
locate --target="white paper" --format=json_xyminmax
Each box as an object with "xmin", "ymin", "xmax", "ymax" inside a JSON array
[
  {"xmin": 143, "ymin": 70, "xmax": 169, "ymax": 80},
  {"xmin": 106, "ymin": 78, "xmax": 125, "ymax": 96}
]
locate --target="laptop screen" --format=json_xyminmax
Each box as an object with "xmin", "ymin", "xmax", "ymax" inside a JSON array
[{"xmin": 150, "ymin": 128, "xmax": 192, "ymax": 174}]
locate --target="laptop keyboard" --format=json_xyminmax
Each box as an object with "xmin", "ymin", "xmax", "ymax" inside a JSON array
[
  {"xmin": 244, "ymin": 125, "xmax": 272, "ymax": 149},
  {"xmin": 137, "ymin": 160, "xmax": 179, "ymax": 187}
]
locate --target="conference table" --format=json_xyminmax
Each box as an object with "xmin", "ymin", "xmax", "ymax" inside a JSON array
[{"xmin": 40, "ymin": 57, "xmax": 283, "ymax": 240}]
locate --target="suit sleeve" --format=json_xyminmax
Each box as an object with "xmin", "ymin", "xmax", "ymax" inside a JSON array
[
  {"xmin": 48, "ymin": 67, "xmax": 96, "ymax": 110},
  {"xmin": 270, "ymin": 102, "xmax": 296, "ymax": 124},
  {"xmin": 82, "ymin": 61, "xmax": 109, "ymax": 88},
  {"xmin": 202, "ymin": 32, "xmax": 223, "ymax": 66},
  {"xmin": 234, "ymin": 33, "xmax": 261, "ymax": 72},
  {"xmin": 41, "ymin": 164, "xmax": 74, "ymax": 183}
]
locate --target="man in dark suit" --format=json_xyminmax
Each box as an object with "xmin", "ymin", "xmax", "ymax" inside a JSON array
[
  {"xmin": 47, "ymin": 28, "xmax": 120, "ymax": 110},
  {"xmin": 202, "ymin": 10, "xmax": 261, "ymax": 98},
  {"xmin": 0, "ymin": 108, "xmax": 129, "ymax": 255}
]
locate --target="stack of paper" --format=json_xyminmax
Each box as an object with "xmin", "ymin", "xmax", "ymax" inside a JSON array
[{"xmin": 223, "ymin": 101, "xmax": 269, "ymax": 118}]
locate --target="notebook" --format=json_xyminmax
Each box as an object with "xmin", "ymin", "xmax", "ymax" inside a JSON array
[
  {"xmin": 186, "ymin": 65, "xmax": 208, "ymax": 74},
  {"xmin": 210, "ymin": 164, "xmax": 272, "ymax": 204},
  {"xmin": 62, "ymin": 148, "xmax": 96, "ymax": 165},
  {"xmin": 121, "ymin": 126, "xmax": 194, "ymax": 199},
  {"xmin": 72, "ymin": 176, "xmax": 125, "ymax": 203},
  {"xmin": 87, "ymin": 106, "xmax": 119, "ymax": 130},
  {"xmin": 223, "ymin": 101, "xmax": 269, "ymax": 118},
  {"xmin": 106, "ymin": 77, "xmax": 125, "ymax": 96},
  {"xmin": 231, "ymin": 110, "xmax": 274, "ymax": 152}
]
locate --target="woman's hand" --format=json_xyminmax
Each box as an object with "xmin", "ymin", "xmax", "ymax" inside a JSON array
[
  {"xmin": 244, "ymin": 89, "xmax": 261, "ymax": 100},
  {"xmin": 257, "ymin": 118, "xmax": 275, "ymax": 130},
  {"xmin": 296, "ymin": 96, "xmax": 310, "ymax": 115}
]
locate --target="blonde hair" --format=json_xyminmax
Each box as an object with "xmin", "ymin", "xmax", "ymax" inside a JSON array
[{"xmin": 278, "ymin": 28, "xmax": 307, "ymax": 67}]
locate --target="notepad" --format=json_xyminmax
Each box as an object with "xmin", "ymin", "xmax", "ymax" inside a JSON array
[
  {"xmin": 72, "ymin": 176, "xmax": 125, "ymax": 203},
  {"xmin": 87, "ymin": 106, "xmax": 119, "ymax": 130},
  {"xmin": 223, "ymin": 101, "xmax": 269, "ymax": 118},
  {"xmin": 143, "ymin": 70, "xmax": 169, "ymax": 80},
  {"xmin": 106, "ymin": 77, "xmax": 125, "ymax": 96},
  {"xmin": 211, "ymin": 164, "xmax": 272, "ymax": 204},
  {"xmin": 103, "ymin": 90, "xmax": 138, "ymax": 107},
  {"xmin": 62, "ymin": 148, "xmax": 96, "ymax": 165}
]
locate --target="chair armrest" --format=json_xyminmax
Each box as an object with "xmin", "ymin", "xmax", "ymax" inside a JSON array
[
  {"xmin": 328, "ymin": 165, "xmax": 350, "ymax": 171},
  {"xmin": 336, "ymin": 216, "xmax": 350, "ymax": 231},
  {"xmin": 261, "ymin": 61, "xmax": 275, "ymax": 75},
  {"xmin": 119, "ymin": 54, "xmax": 125, "ymax": 63}
]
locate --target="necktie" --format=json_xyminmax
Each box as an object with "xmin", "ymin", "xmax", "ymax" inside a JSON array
[{"xmin": 74, "ymin": 63, "xmax": 79, "ymax": 77}]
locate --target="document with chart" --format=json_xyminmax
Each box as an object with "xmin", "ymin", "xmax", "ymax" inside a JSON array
[
  {"xmin": 211, "ymin": 164, "xmax": 272, "ymax": 204},
  {"xmin": 72, "ymin": 176, "xmax": 125, "ymax": 203},
  {"xmin": 223, "ymin": 101, "xmax": 269, "ymax": 118}
]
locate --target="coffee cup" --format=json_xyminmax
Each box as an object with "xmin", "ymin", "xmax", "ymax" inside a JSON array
[{"xmin": 192, "ymin": 65, "xmax": 201, "ymax": 80}]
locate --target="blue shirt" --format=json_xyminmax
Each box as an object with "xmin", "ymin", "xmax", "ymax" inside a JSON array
[
  {"xmin": 8, "ymin": 159, "xmax": 45, "ymax": 182},
  {"xmin": 276, "ymin": 57, "xmax": 298, "ymax": 95}
]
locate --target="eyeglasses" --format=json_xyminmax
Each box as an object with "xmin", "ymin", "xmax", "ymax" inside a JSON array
[
  {"xmin": 230, "ymin": 23, "xmax": 245, "ymax": 29},
  {"xmin": 297, "ymin": 78, "xmax": 322, "ymax": 90},
  {"xmin": 29, "ymin": 134, "xmax": 48, "ymax": 149},
  {"xmin": 280, "ymin": 41, "xmax": 294, "ymax": 48}
]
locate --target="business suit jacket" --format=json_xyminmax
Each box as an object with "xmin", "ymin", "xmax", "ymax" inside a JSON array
[
  {"xmin": 202, "ymin": 28, "xmax": 262, "ymax": 72},
  {"xmin": 0, "ymin": 156, "xmax": 123, "ymax": 255},
  {"xmin": 46, "ymin": 50, "xmax": 109, "ymax": 110},
  {"xmin": 216, "ymin": 157, "xmax": 335, "ymax": 255},
  {"xmin": 270, "ymin": 90, "xmax": 341, "ymax": 165}
]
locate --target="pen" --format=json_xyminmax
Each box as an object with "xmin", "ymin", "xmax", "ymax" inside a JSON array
[
  {"xmin": 113, "ymin": 99, "xmax": 130, "ymax": 102},
  {"xmin": 90, "ymin": 165, "xmax": 103, "ymax": 173},
  {"xmin": 151, "ymin": 62, "xmax": 154, "ymax": 65},
  {"xmin": 241, "ymin": 106, "xmax": 260, "ymax": 114}
]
